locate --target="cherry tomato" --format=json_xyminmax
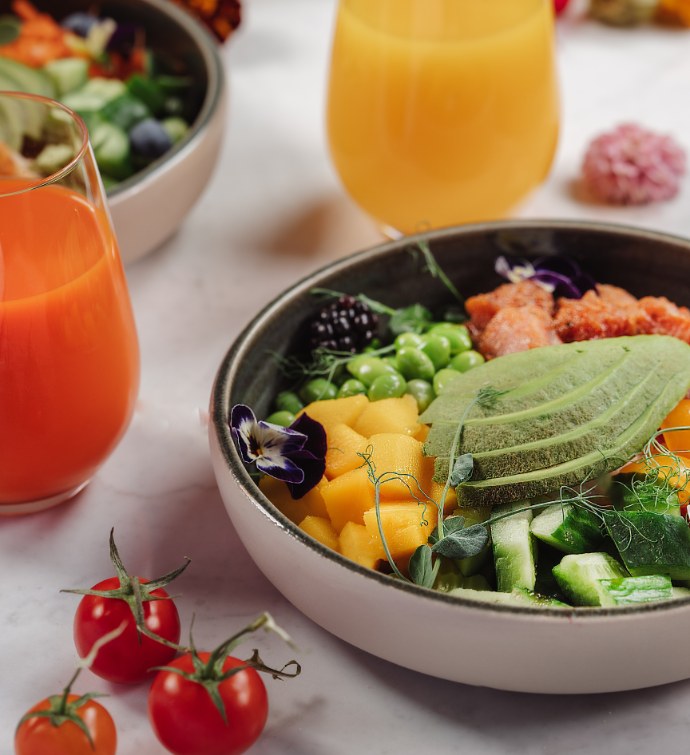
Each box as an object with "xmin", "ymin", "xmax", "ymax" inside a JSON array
[
  {"xmin": 554, "ymin": 0, "xmax": 570, "ymax": 13},
  {"xmin": 15, "ymin": 693, "xmax": 116, "ymax": 755},
  {"xmin": 74, "ymin": 575, "xmax": 181, "ymax": 684},
  {"xmin": 661, "ymin": 398, "xmax": 690, "ymax": 458},
  {"xmin": 148, "ymin": 652, "xmax": 268, "ymax": 755}
]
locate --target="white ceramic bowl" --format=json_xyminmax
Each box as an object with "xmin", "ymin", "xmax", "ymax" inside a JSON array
[
  {"xmin": 13, "ymin": 0, "xmax": 228, "ymax": 264},
  {"xmin": 209, "ymin": 220, "xmax": 690, "ymax": 694}
]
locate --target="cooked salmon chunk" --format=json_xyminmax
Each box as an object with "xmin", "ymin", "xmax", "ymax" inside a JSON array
[
  {"xmin": 478, "ymin": 305, "xmax": 561, "ymax": 359},
  {"xmin": 466, "ymin": 280, "xmax": 554, "ymax": 332}
]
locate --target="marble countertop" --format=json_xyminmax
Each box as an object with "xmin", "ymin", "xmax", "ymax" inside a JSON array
[{"xmin": 3, "ymin": 1, "xmax": 690, "ymax": 752}]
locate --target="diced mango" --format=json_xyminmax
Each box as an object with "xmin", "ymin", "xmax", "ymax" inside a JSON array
[
  {"xmin": 365, "ymin": 433, "xmax": 436, "ymax": 502},
  {"xmin": 258, "ymin": 475, "xmax": 328, "ymax": 523},
  {"xmin": 414, "ymin": 424, "xmax": 430, "ymax": 442},
  {"xmin": 339, "ymin": 521, "xmax": 385, "ymax": 570},
  {"xmin": 299, "ymin": 394, "xmax": 368, "ymax": 431},
  {"xmin": 352, "ymin": 394, "xmax": 421, "ymax": 437},
  {"xmin": 321, "ymin": 467, "xmax": 376, "ymax": 532},
  {"xmin": 429, "ymin": 479, "xmax": 458, "ymax": 514},
  {"xmin": 299, "ymin": 515, "xmax": 340, "ymax": 552},
  {"xmin": 324, "ymin": 423, "xmax": 368, "ymax": 479},
  {"xmin": 363, "ymin": 502, "xmax": 437, "ymax": 567}
]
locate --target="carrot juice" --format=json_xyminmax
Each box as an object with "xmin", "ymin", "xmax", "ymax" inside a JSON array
[
  {"xmin": 326, "ymin": 0, "xmax": 560, "ymax": 234},
  {"xmin": 0, "ymin": 179, "xmax": 139, "ymax": 508}
]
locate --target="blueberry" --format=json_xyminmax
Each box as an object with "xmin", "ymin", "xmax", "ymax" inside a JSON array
[
  {"xmin": 61, "ymin": 12, "xmax": 98, "ymax": 37},
  {"xmin": 129, "ymin": 118, "xmax": 173, "ymax": 160}
]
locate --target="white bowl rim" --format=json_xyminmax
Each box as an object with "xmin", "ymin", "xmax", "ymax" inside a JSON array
[
  {"xmin": 210, "ymin": 218, "xmax": 690, "ymax": 622},
  {"xmin": 106, "ymin": 0, "xmax": 226, "ymax": 201}
]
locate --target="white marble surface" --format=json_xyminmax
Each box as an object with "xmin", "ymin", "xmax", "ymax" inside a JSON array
[{"xmin": 3, "ymin": 1, "xmax": 690, "ymax": 752}]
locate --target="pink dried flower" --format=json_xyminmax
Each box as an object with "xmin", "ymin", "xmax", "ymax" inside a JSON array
[{"xmin": 581, "ymin": 123, "xmax": 686, "ymax": 205}]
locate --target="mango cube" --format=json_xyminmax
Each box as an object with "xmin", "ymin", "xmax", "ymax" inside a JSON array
[
  {"xmin": 299, "ymin": 515, "xmax": 340, "ymax": 552},
  {"xmin": 352, "ymin": 394, "xmax": 421, "ymax": 437},
  {"xmin": 324, "ymin": 423, "xmax": 368, "ymax": 479},
  {"xmin": 363, "ymin": 501, "xmax": 437, "ymax": 567},
  {"xmin": 321, "ymin": 467, "xmax": 376, "ymax": 532},
  {"xmin": 365, "ymin": 432, "xmax": 436, "ymax": 502},
  {"xmin": 339, "ymin": 521, "xmax": 385, "ymax": 570},
  {"xmin": 299, "ymin": 394, "xmax": 368, "ymax": 430},
  {"xmin": 258, "ymin": 475, "xmax": 328, "ymax": 523}
]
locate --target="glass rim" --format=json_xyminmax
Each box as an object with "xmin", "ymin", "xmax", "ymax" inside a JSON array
[{"xmin": 0, "ymin": 90, "xmax": 90, "ymax": 197}]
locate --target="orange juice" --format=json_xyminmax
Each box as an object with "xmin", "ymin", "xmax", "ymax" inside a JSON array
[
  {"xmin": 326, "ymin": 0, "xmax": 559, "ymax": 233},
  {"xmin": 0, "ymin": 179, "xmax": 139, "ymax": 506}
]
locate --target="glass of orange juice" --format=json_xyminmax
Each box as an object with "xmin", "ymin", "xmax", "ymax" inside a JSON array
[
  {"xmin": 0, "ymin": 92, "xmax": 140, "ymax": 515},
  {"xmin": 326, "ymin": 0, "xmax": 560, "ymax": 235}
]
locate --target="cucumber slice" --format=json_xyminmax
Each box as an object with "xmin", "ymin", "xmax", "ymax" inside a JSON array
[
  {"xmin": 604, "ymin": 510, "xmax": 690, "ymax": 580},
  {"xmin": 0, "ymin": 57, "xmax": 56, "ymax": 97},
  {"xmin": 553, "ymin": 552, "xmax": 626, "ymax": 606},
  {"xmin": 43, "ymin": 58, "xmax": 89, "ymax": 97},
  {"xmin": 530, "ymin": 503, "xmax": 603, "ymax": 554},
  {"xmin": 449, "ymin": 586, "xmax": 568, "ymax": 608},
  {"xmin": 0, "ymin": 96, "xmax": 23, "ymax": 150},
  {"xmin": 0, "ymin": 70, "xmax": 46, "ymax": 139},
  {"xmin": 33, "ymin": 143, "xmax": 76, "ymax": 176},
  {"xmin": 598, "ymin": 574, "xmax": 674, "ymax": 607},
  {"xmin": 490, "ymin": 501, "xmax": 536, "ymax": 592},
  {"xmin": 90, "ymin": 122, "xmax": 132, "ymax": 180}
]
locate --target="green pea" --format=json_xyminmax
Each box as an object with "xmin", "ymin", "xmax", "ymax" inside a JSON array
[
  {"xmin": 420, "ymin": 333, "xmax": 451, "ymax": 370},
  {"xmin": 299, "ymin": 378, "xmax": 338, "ymax": 403},
  {"xmin": 405, "ymin": 379, "xmax": 435, "ymax": 413},
  {"xmin": 450, "ymin": 350, "xmax": 485, "ymax": 373},
  {"xmin": 338, "ymin": 378, "xmax": 367, "ymax": 398},
  {"xmin": 367, "ymin": 372, "xmax": 407, "ymax": 401},
  {"xmin": 428, "ymin": 323, "xmax": 473, "ymax": 354},
  {"xmin": 395, "ymin": 346, "xmax": 436, "ymax": 382},
  {"xmin": 394, "ymin": 332, "xmax": 425, "ymax": 351},
  {"xmin": 346, "ymin": 355, "xmax": 397, "ymax": 387},
  {"xmin": 274, "ymin": 390, "xmax": 303, "ymax": 415},
  {"xmin": 383, "ymin": 356, "xmax": 400, "ymax": 370},
  {"xmin": 265, "ymin": 410, "xmax": 295, "ymax": 427},
  {"xmin": 433, "ymin": 368, "xmax": 463, "ymax": 396}
]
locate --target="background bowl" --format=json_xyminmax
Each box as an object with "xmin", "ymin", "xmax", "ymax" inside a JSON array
[
  {"xmin": 209, "ymin": 220, "xmax": 690, "ymax": 694},
  {"xmin": 0, "ymin": 0, "xmax": 227, "ymax": 264}
]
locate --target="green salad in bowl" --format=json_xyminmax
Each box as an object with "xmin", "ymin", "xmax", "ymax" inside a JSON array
[{"xmin": 210, "ymin": 221, "xmax": 690, "ymax": 693}]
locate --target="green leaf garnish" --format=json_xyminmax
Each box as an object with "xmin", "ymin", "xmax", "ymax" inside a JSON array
[
  {"xmin": 409, "ymin": 545, "xmax": 437, "ymax": 588},
  {"xmin": 432, "ymin": 523, "xmax": 490, "ymax": 560},
  {"xmin": 450, "ymin": 453, "xmax": 474, "ymax": 486}
]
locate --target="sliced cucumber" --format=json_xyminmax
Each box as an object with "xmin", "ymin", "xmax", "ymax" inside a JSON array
[
  {"xmin": 552, "ymin": 552, "xmax": 626, "ymax": 606},
  {"xmin": 90, "ymin": 122, "xmax": 132, "ymax": 180},
  {"xmin": 33, "ymin": 143, "xmax": 76, "ymax": 176},
  {"xmin": 0, "ymin": 69, "xmax": 46, "ymax": 139},
  {"xmin": 598, "ymin": 574, "xmax": 674, "ymax": 607},
  {"xmin": 449, "ymin": 586, "xmax": 568, "ymax": 608},
  {"xmin": 530, "ymin": 503, "xmax": 603, "ymax": 554},
  {"xmin": 490, "ymin": 501, "xmax": 536, "ymax": 592},
  {"xmin": 0, "ymin": 57, "xmax": 56, "ymax": 97},
  {"xmin": 43, "ymin": 57, "xmax": 89, "ymax": 97},
  {"xmin": 604, "ymin": 510, "xmax": 690, "ymax": 580},
  {"xmin": 0, "ymin": 96, "xmax": 23, "ymax": 150}
]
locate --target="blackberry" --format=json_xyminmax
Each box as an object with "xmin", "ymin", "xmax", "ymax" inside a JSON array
[{"xmin": 308, "ymin": 295, "xmax": 378, "ymax": 353}]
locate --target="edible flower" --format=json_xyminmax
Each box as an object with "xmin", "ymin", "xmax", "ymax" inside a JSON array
[
  {"xmin": 230, "ymin": 404, "xmax": 326, "ymax": 499},
  {"xmin": 495, "ymin": 256, "xmax": 596, "ymax": 299}
]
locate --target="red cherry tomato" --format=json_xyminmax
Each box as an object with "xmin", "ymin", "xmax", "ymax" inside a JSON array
[
  {"xmin": 554, "ymin": 0, "xmax": 570, "ymax": 14},
  {"xmin": 148, "ymin": 652, "xmax": 268, "ymax": 755},
  {"xmin": 15, "ymin": 693, "xmax": 117, "ymax": 755},
  {"xmin": 74, "ymin": 576, "xmax": 181, "ymax": 684}
]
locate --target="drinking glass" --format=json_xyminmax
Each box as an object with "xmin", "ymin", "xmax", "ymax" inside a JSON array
[
  {"xmin": 326, "ymin": 0, "xmax": 560, "ymax": 235},
  {"xmin": 0, "ymin": 92, "xmax": 140, "ymax": 514}
]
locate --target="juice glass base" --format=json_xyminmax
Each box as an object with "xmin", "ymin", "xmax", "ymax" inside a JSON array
[{"xmin": 0, "ymin": 480, "xmax": 90, "ymax": 516}]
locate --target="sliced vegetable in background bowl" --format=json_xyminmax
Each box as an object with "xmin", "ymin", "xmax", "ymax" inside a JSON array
[{"xmin": 0, "ymin": 1, "xmax": 197, "ymax": 187}]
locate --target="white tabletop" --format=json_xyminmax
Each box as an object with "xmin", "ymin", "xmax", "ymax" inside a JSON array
[{"xmin": 3, "ymin": 1, "xmax": 690, "ymax": 752}]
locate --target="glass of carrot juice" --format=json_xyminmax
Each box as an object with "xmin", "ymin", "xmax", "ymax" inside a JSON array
[
  {"xmin": 326, "ymin": 0, "xmax": 560, "ymax": 235},
  {"xmin": 0, "ymin": 92, "xmax": 140, "ymax": 515}
]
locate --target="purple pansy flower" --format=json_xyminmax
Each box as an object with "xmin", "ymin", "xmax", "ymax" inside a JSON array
[
  {"xmin": 230, "ymin": 404, "xmax": 326, "ymax": 499},
  {"xmin": 495, "ymin": 255, "xmax": 596, "ymax": 299}
]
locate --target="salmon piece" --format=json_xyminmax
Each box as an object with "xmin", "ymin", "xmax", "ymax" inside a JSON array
[
  {"xmin": 478, "ymin": 305, "xmax": 561, "ymax": 359},
  {"xmin": 466, "ymin": 281, "xmax": 554, "ymax": 333},
  {"xmin": 553, "ymin": 288, "xmax": 653, "ymax": 342},
  {"xmin": 638, "ymin": 297, "xmax": 690, "ymax": 344},
  {"xmin": 596, "ymin": 284, "xmax": 640, "ymax": 308}
]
